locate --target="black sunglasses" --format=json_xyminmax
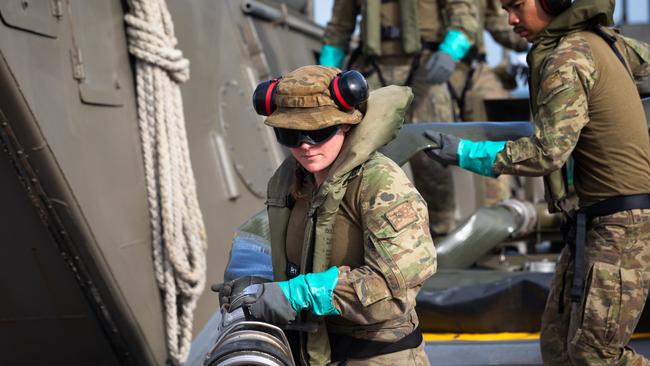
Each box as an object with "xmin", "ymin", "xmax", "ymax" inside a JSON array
[{"xmin": 273, "ymin": 126, "xmax": 340, "ymax": 148}]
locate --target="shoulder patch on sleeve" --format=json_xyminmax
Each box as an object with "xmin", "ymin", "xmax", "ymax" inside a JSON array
[
  {"xmin": 541, "ymin": 71, "xmax": 564, "ymax": 94},
  {"xmin": 384, "ymin": 201, "xmax": 419, "ymax": 232}
]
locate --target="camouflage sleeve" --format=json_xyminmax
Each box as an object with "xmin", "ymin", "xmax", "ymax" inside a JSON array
[
  {"xmin": 321, "ymin": 0, "xmax": 360, "ymax": 51},
  {"xmin": 484, "ymin": 0, "xmax": 528, "ymax": 52},
  {"xmin": 443, "ymin": 0, "xmax": 481, "ymax": 46},
  {"xmin": 493, "ymin": 35, "xmax": 595, "ymax": 176},
  {"xmin": 331, "ymin": 154, "xmax": 437, "ymax": 324},
  {"xmin": 619, "ymin": 35, "xmax": 650, "ymax": 82}
]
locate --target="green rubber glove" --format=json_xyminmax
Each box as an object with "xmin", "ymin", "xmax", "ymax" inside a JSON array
[
  {"xmin": 425, "ymin": 131, "xmax": 506, "ymax": 177},
  {"xmin": 319, "ymin": 44, "xmax": 345, "ymax": 68},
  {"xmin": 237, "ymin": 266, "xmax": 340, "ymax": 325},
  {"xmin": 278, "ymin": 266, "xmax": 340, "ymax": 316},
  {"xmin": 439, "ymin": 29, "xmax": 472, "ymax": 62},
  {"xmin": 457, "ymin": 139, "xmax": 506, "ymax": 177}
]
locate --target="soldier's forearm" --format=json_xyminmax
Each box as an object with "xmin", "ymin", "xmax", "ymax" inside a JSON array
[
  {"xmin": 488, "ymin": 29, "xmax": 529, "ymax": 52},
  {"xmin": 322, "ymin": 0, "xmax": 358, "ymax": 50},
  {"xmin": 331, "ymin": 266, "xmax": 412, "ymax": 324},
  {"xmin": 444, "ymin": 0, "xmax": 480, "ymax": 46},
  {"xmin": 492, "ymin": 137, "xmax": 568, "ymax": 177}
]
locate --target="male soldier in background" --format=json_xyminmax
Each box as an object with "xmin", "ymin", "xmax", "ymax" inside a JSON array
[
  {"xmin": 319, "ymin": 0, "xmax": 481, "ymax": 236},
  {"xmin": 447, "ymin": 0, "xmax": 528, "ymax": 205},
  {"xmin": 448, "ymin": 0, "xmax": 528, "ymax": 122},
  {"xmin": 426, "ymin": 0, "xmax": 650, "ymax": 363}
]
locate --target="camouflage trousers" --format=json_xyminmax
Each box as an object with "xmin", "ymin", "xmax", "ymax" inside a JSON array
[
  {"xmin": 329, "ymin": 340, "xmax": 430, "ymax": 366},
  {"xmin": 540, "ymin": 209, "xmax": 650, "ymax": 365},
  {"xmin": 449, "ymin": 61, "xmax": 513, "ymax": 206},
  {"xmin": 364, "ymin": 54, "xmax": 456, "ymax": 235}
]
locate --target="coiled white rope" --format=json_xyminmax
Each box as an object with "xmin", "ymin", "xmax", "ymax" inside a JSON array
[{"xmin": 124, "ymin": 1, "xmax": 207, "ymax": 364}]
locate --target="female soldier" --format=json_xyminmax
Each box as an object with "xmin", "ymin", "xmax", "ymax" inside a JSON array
[{"xmin": 237, "ymin": 65, "xmax": 436, "ymax": 366}]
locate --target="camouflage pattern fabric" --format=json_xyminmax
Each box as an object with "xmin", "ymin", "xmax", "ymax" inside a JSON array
[
  {"xmin": 266, "ymin": 85, "xmax": 432, "ymax": 365},
  {"xmin": 330, "ymin": 153, "xmax": 436, "ymax": 338},
  {"xmin": 322, "ymin": 0, "xmax": 480, "ymax": 54},
  {"xmin": 450, "ymin": 61, "xmax": 512, "ymax": 205},
  {"xmin": 485, "ymin": 21, "xmax": 650, "ymax": 366},
  {"xmin": 446, "ymin": 0, "xmax": 526, "ymax": 206},
  {"xmin": 322, "ymin": 0, "xmax": 485, "ymax": 236},
  {"xmin": 364, "ymin": 57, "xmax": 456, "ymax": 235},
  {"xmin": 284, "ymin": 152, "xmax": 436, "ymax": 364},
  {"xmin": 406, "ymin": 60, "xmax": 457, "ymax": 235},
  {"xmin": 540, "ymin": 209, "xmax": 650, "ymax": 365},
  {"xmin": 264, "ymin": 65, "xmax": 363, "ymax": 131},
  {"xmin": 493, "ymin": 32, "xmax": 645, "ymax": 179},
  {"xmin": 493, "ymin": 33, "xmax": 590, "ymax": 177}
]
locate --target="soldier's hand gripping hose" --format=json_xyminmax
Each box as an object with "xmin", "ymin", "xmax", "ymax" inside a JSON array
[
  {"xmin": 425, "ymin": 131, "xmax": 506, "ymax": 178},
  {"xmin": 232, "ymin": 266, "xmax": 341, "ymax": 325},
  {"xmin": 211, "ymin": 275, "xmax": 270, "ymax": 308},
  {"xmin": 424, "ymin": 131, "xmax": 460, "ymax": 165},
  {"xmin": 424, "ymin": 29, "xmax": 471, "ymax": 84}
]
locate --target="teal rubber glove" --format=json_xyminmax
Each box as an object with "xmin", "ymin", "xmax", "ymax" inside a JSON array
[
  {"xmin": 278, "ymin": 266, "xmax": 340, "ymax": 316},
  {"xmin": 425, "ymin": 131, "xmax": 506, "ymax": 177},
  {"xmin": 319, "ymin": 44, "xmax": 345, "ymax": 68},
  {"xmin": 235, "ymin": 266, "xmax": 340, "ymax": 325},
  {"xmin": 439, "ymin": 29, "xmax": 471, "ymax": 62},
  {"xmin": 457, "ymin": 139, "xmax": 506, "ymax": 177}
]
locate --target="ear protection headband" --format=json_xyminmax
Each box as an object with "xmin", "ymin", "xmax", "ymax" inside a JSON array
[
  {"xmin": 539, "ymin": 0, "xmax": 574, "ymax": 16},
  {"xmin": 252, "ymin": 70, "xmax": 369, "ymax": 116}
]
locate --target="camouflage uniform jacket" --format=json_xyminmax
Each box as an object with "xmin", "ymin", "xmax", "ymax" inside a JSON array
[
  {"xmin": 266, "ymin": 86, "xmax": 436, "ymax": 365},
  {"xmin": 491, "ymin": 2, "xmax": 650, "ymax": 208},
  {"xmin": 322, "ymin": 0, "xmax": 480, "ymax": 56}
]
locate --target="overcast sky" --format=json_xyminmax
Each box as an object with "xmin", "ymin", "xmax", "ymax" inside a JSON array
[{"xmin": 313, "ymin": 0, "xmax": 650, "ymax": 67}]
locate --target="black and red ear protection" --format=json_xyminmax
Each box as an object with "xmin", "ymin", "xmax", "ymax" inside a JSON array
[
  {"xmin": 252, "ymin": 70, "xmax": 369, "ymax": 116},
  {"xmin": 539, "ymin": 0, "xmax": 574, "ymax": 16},
  {"xmin": 252, "ymin": 77, "xmax": 282, "ymax": 116},
  {"xmin": 328, "ymin": 70, "xmax": 369, "ymax": 111}
]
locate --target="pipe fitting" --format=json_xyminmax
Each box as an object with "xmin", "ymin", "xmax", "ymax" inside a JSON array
[{"xmin": 498, "ymin": 199, "xmax": 537, "ymax": 238}]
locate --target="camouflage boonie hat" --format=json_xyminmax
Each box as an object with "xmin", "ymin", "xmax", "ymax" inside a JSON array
[{"xmin": 264, "ymin": 65, "xmax": 363, "ymax": 130}]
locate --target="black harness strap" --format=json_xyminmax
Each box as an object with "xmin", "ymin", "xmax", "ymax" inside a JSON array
[
  {"xmin": 403, "ymin": 52, "xmax": 421, "ymax": 87},
  {"xmin": 570, "ymin": 211, "xmax": 587, "ymax": 303},
  {"xmin": 329, "ymin": 326, "xmax": 423, "ymax": 361},
  {"xmin": 369, "ymin": 57, "xmax": 388, "ymax": 87}
]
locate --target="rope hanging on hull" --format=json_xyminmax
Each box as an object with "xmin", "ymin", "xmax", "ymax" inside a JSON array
[{"xmin": 125, "ymin": 1, "xmax": 207, "ymax": 364}]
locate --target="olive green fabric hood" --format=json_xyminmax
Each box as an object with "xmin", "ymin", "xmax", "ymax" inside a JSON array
[
  {"xmin": 527, "ymin": 0, "xmax": 614, "ymax": 114},
  {"xmin": 323, "ymin": 85, "xmax": 413, "ymax": 186}
]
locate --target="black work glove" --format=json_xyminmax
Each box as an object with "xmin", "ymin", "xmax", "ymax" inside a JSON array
[
  {"xmin": 233, "ymin": 283, "xmax": 298, "ymax": 326},
  {"xmin": 211, "ymin": 276, "xmax": 269, "ymax": 308},
  {"xmin": 424, "ymin": 131, "xmax": 460, "ymax": 165},
  {"xmin": 424, "ymin": 51, "xmax": 456, "ymax": 84}
]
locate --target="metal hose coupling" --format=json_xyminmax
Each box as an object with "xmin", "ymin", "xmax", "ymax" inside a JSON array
[
  {"xmin": 497, "ymin": 199, "xmax": 537, "ymax": 238},
  {"xmin": 205, "ymin": 306, "xmax": 295, "ymax": 366}
]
